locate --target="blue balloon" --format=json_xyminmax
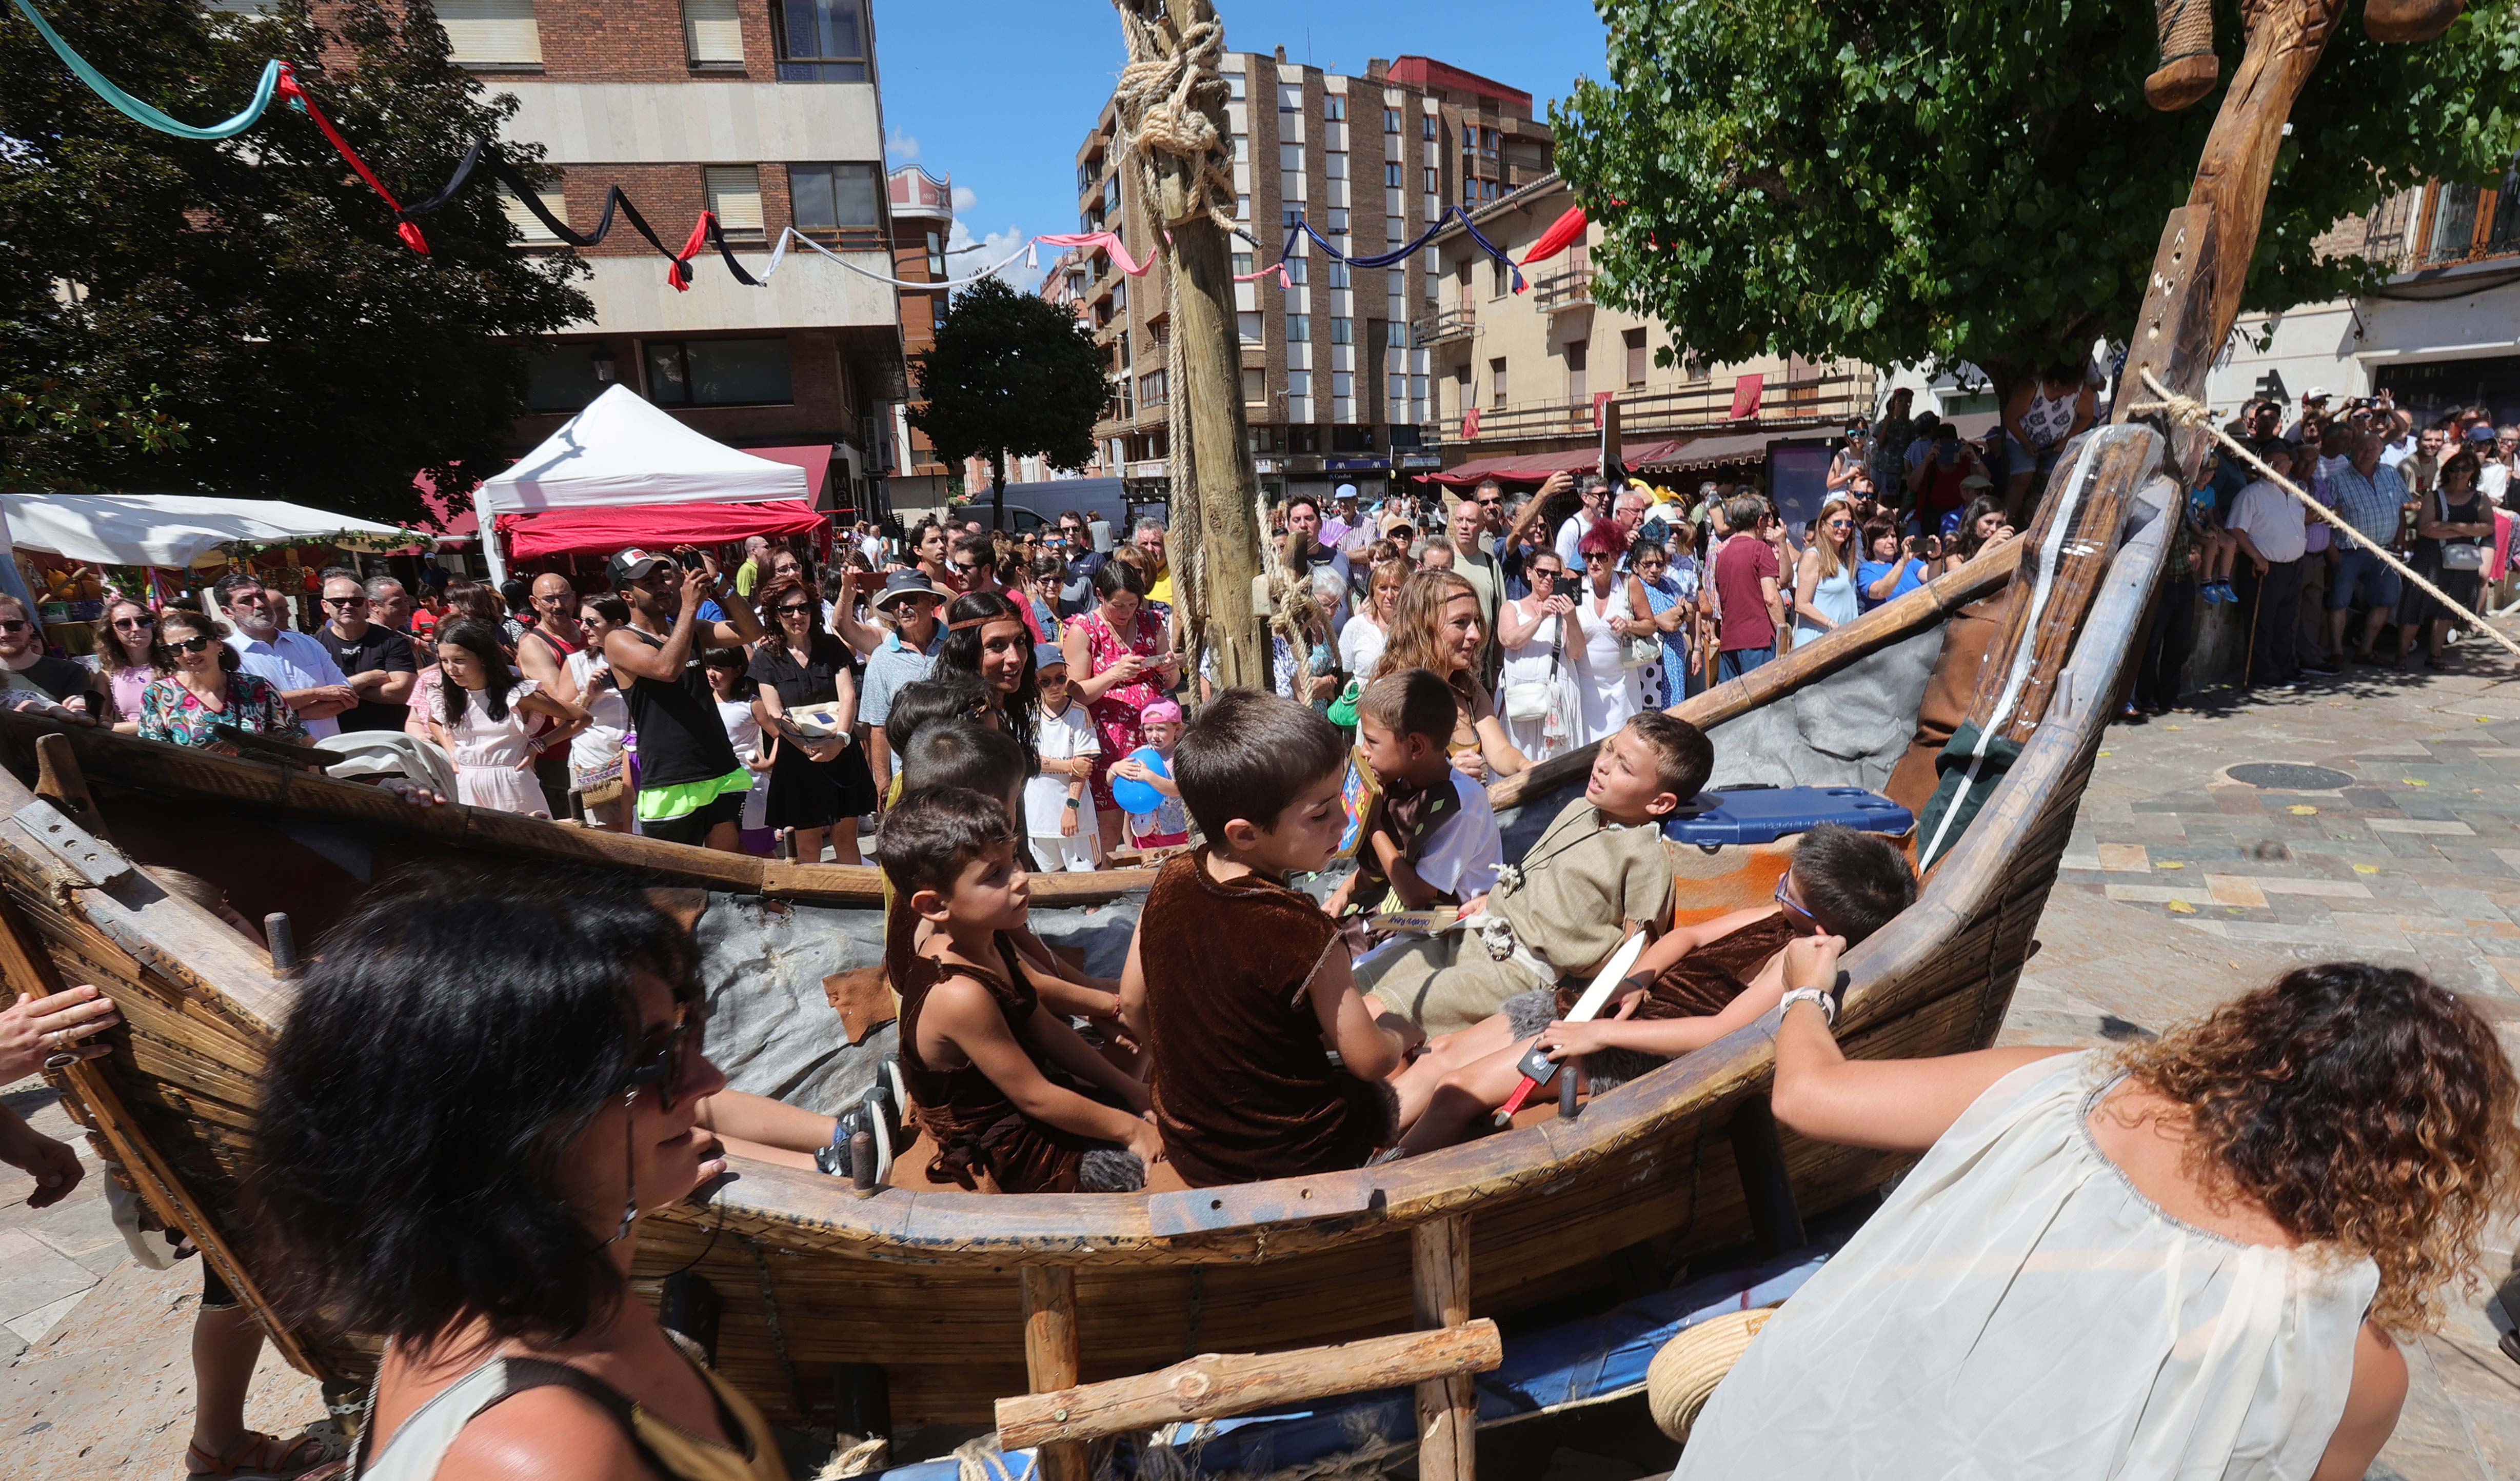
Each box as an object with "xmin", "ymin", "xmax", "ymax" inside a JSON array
[{"xmin": 1108, "ymin": 745, "xmax": 1170, "ymax": 816}]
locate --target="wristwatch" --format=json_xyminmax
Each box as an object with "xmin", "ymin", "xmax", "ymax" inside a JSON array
[
  {"xmin": 1778, "ymin": 986, "xmax": 1837, "ymax": 1026},
  {"xmin": 1065, "ymin": 797, "xmax": 1081, "ymax": 809}
]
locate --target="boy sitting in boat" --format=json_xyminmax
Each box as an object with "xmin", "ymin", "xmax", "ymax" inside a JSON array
[
  {"xmin": 1355, "ymin": 712, "xmax": 1713, "ymax": 1036},
  {"xmin": 1119, "ymin": 690, "xmax": 1414, "ymax": 1187},
  {"xmin": 1323, "ymin": 667, "xmax": 1503, "ymax": 928},
  {"xmin": 1386, "ymin": 823, "xmax": 1916, "ymax": 1154},
  {"xmin": 878, "ymin": 785, "xmax": 1160, "ymax": 1193}
]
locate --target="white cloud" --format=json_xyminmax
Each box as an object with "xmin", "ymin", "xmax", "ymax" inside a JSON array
[
  {"xmin": 886, "ymin": 128, "xmax": 919, "ymax": 162},
  {"xmin": 950, "ymin": 185, "xmax": 978, "ymax": 213},
  {"xmin": 945, "ymin": 219, "xmax": 1044, "ymax": 291}
]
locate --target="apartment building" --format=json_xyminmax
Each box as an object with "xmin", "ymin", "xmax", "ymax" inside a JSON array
[
  {"xmin": 2208, "ymin": 168, "xmax": 2520, "ymax": 427},
  {"xmin": 1073, "ymin": 51, "xmax": 1553, "ymax": 507},
  {"xmin": 444, "ymin": 0, "xmax": 908, "ymax": 517},
  {"xmin": 1422, "ymin": 173, "xmax": 1876, "ymax": 502},
  {"xmin": 884, "ymin": 163, "xmax": 953, "ymax": 515}
]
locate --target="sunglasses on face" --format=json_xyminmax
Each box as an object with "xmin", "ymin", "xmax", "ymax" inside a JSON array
[
  {"xmin": 1532, "ymin": 568, "xmax": 1562, "ymax": 582},
  {"xmin": 0, "ymin": 619, "xmax": 31, "ymax": 635},
  {"xmin": 168, "ymin": 635, "xmax": 215, "ymax": 655},
  {"xmin": 323, "ymin": 596, "xmax": 369, "ymax": 608},
  {"xmin": 111, "ymin": 616, "xmax": 152, "ymax": 630},
  {"xmin": 624, "ymin": 1005, "xmax": 704, "ymax": 1112},
  {"xmin": 772, "ymin": 602, "xmax": 816, "ymax": 616},
  {"xmin": 951, "ymin": 562, "xmax": 985, "ymax": 576}
]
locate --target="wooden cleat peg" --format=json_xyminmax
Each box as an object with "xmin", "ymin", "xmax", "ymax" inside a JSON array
[{"xmin": 2365, "ymin": 0, "xmax": 2465, "ymax": 44}]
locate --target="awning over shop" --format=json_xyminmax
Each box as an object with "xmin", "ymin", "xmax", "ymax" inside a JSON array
[
  {"xmin": 0, "ymin": 493, "xmax": 410, "ymax": 569},
  {"xmin": 498, "ymin": 499, "xmax": 825, "ymax": 560},
  {"xmin": 1634, "ymin": 430, "xmax": 1776, "ymax": 474},
  {"xmin": 1418, "ymin": 439, "xmax": 1692, "ymax": 486},
  {"xmin": 746, "ymin": 445, "xmax": 834, "ymax": 506}
]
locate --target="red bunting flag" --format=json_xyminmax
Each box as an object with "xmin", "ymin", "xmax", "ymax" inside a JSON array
[{"xmin": 1521, "ymin": 204, "xmax": 1588, "ymax": 267}]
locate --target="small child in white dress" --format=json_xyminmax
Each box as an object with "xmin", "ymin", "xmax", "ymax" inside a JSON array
[
  {"xmin": 428, "ymin": 619, "xmax": 585, "ymax": 817},
  {"xmin": 1024, "ymin": 645, "xmax": 1101, "ymax": 871}
]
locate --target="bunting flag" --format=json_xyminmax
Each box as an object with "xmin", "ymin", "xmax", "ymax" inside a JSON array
[
  {"xmin": 10, "ymin": 0, "xmax": 283, "ymax": 140},
  {"xmin": 398, "ymin": 139, "xmax": 759, "ymax": 289},
  {"xmin": 272, "ymin": 68, "xmax": 430, "ymax": 254},
  {"xmin": 1521, "ymin": 203, "xmax": 1588, "ymax": 267},
  {"xmin": 1279, "ymin": 204, "xmax": 1526, "ymax": 292}
]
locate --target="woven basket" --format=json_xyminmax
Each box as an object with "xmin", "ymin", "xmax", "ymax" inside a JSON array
[{"xmin": 1645, "ymin": 1307, "xmax": 1776, "ymax": 1443}]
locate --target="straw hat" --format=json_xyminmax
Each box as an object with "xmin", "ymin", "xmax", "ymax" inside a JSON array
[{"xmin": 1644, "ymin": 1307, "xmax": 1776, "ymax": 1442}]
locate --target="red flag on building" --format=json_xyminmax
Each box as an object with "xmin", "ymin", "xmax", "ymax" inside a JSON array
[
  {"xmin": 1464, "ymin": 406, "xmax": 1482, "ymax": 439},
  {"xmin": 1729, "ymin": 372, "xmax": 1764, "ymax": 421},
  {"xmin": 1521, "ymin": 204, "xmax": 1588, "ymax": 266}
]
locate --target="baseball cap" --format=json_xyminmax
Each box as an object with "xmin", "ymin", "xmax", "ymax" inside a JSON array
[
  {"xmin": 607, "ymin": 548, "xmax": 670, "ymax": 584},
  {"xmin": 1033, "ymin": 642, "xmax": 1068, "ymax": 672},
  {"xmin": 1142, "ymin": 699, "xmax": 1184, "ymax": 726},
  {"xmin": 2467, "ymin": 424, "xmax": 2499, "ymax": 442},
  {"xmin": 871, "ymin": 568, "xmax": 943, "ymax": 612},
  {"xmin": 1335, "ymin": 483, "xmax": 1359, "ymax": 502},
  {"xmin": 2304, "ymin": 387, "xmax": 2332, "ymax": 402}
]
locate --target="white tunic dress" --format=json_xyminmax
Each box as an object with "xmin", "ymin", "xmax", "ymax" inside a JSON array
[
  {"xmin": 1569, "ymin": 586, "xmax": 1640, "ymax": 747},
  {"xmin": 443, "ymin": 679, "xmax": 548, "ymax": 817},
  {"xmin": 1496, "ymin": 605, "xmax": 1573, "ymax": 761},
  {"xmin": 1678, "ymin": 1053, "xmax": 2376, "ymax": 1481}
]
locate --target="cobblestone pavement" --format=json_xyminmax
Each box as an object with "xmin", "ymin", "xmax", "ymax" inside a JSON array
[{"xmin": 6, "ymin": 649, "xmax": 2520, "ymax": 1476}]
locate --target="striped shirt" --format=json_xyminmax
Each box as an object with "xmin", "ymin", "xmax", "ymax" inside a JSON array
[{"xmin": 2326, "ymin": 462, "xmax": 2407, "ymax": 545}]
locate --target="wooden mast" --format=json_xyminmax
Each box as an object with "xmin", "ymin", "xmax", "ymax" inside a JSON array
[{"xmin": 1110, "ymin": 0, "xmax": 1268, "ymax": 688}]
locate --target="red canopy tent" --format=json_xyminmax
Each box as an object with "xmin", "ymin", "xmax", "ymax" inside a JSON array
[{"xmin": 499, "ymin": 500, "xmax": 825, "ymax": 559}]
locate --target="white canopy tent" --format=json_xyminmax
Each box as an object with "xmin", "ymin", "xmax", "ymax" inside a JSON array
[
  {"xmin": 0, "ymin": 493, "xmax": 409, "ymax": 569},
  {"xmin": 473, "ymin": 384, "xmax": 809, "ymax": 584}
]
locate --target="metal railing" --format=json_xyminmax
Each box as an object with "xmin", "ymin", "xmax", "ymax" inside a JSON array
[
  {"xmin": 1458, "ymin": 369, "xmax": 1878, "ymax": 443},
  {"xmin": 1411, "ymin": 307, "xmax": 1476, "ymax": 345},
  {"xmin": 1530, "ymin": 260, "xmax": 1594, "ymax": 313}
]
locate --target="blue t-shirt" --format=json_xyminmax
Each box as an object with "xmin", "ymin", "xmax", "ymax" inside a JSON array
[{"xmin": 1856, "ymin": 559, "xmax": 1929, "ymax": 611}]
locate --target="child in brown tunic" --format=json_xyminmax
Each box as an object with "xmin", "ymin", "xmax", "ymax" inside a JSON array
[
  {"xmin": 1387, "ymin": 824, "xmax": 1917, "ymax": 1155},
  {"xmin": 1119, "ymin": 690, "xmax": 1415, "ymax": 1187},
  {"xmin": 878, "ymin": 785, "xmax": 1160, "ymax": 1193}
]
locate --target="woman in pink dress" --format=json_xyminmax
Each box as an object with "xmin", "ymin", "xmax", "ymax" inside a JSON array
[{"xmin": 1058, "ymin": 559, "xmax": 1178, "ymax": 857}]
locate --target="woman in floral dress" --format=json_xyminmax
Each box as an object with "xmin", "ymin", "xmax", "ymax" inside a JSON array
[
  {"xmin": 1058, "ymin": 560, "xmax": 1177, "ymax": 857},
  {"xmin": 136, "ymin": 608, "xmax": 305, "ymax": 749}
]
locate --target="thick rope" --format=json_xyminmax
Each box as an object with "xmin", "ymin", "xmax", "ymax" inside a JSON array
[{"xmin": 2128, "ymin": 368, "xmax": 2520, "ymax": 662}]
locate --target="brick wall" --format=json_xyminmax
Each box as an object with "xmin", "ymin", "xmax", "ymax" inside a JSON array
[
  {"xmin": 549, "ymin": 161, "xmax": 799, "ymax": 255},
  {"xmin": 487, "ymin": 0, "xmax": 788, "ymax": 85}
]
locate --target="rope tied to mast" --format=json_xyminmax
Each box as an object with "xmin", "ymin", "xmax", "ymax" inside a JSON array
[
  {"xmin": 1109, "ymin": 8, "xmax": 1239, "ymax": 236},
  {"xmin": 2128, "ymin": 367, "xmax": 2520, "ymax": 663}
]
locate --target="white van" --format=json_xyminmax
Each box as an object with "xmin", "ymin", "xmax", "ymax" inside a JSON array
[{"xmin": 966, "ymin": 477, "xmax": 1137, "ymax": 544}]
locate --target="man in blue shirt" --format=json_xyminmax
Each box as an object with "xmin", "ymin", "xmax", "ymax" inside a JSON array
[
  {"xmin": 216, "ymin": 571, "xmax": 356, "ymax": 739},
  {"xmin": 859, "ymin": 569, "xmax": 946, "ymax": 796},
  {"xmin": 2324, "ymin": 430, "xmax": 2410, "ymax": 664}
]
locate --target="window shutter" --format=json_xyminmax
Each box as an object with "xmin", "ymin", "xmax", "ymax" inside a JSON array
[
  {"xmin": 684, "ymin": 0, "xmax": 743, "ymax": 63},
  {"xmin": 439, "ymin": 0, "xmax": 542, "ymax": 66},
  {"xmin": 705, "ymin": 166, "xmax": 765, "ymax": 236},
  {"xmin": 501, "ymin": 182, "xmax": 566, "ymax": 243}
]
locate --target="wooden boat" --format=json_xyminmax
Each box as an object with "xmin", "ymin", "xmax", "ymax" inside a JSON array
[
  {"xmin": 0, "ymin": 0, "xmax": 2385, "ymax": 1460},
  {"xmin": 0, "ymin": 483, "xmax": 2172, "ymax": 1426}
]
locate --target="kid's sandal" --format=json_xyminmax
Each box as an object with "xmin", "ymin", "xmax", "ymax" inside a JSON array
[{"xmin": 185, "ymin": 1429, "xmax": 341, "ymax": 1480}]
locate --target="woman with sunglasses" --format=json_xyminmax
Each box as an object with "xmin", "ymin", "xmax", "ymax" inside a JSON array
[
  {"xmin": 136, "ymin": 608, "xmax": 307, "ymax": 749},
  {"xmin": 1494, "ymin": 551, "xmax": 1579, "ymax": 760},
  {"xmin": 1567, "ymin": 521, "xmax": 1650, "ymax": 747},
  {"xmin": 1790, "ymin": 496, "xmax": 1863, "ymax": 648},
  {"xmin": 91, "ymin": 597, "xmax": 169, "ymax": 733},
  {"xmin": 746, "ymin": 573, "xmax": 875, "ymax": 865},
  {"xmin": 255, "ymin": 872, "xmax": 807, "ymax": 1481}
]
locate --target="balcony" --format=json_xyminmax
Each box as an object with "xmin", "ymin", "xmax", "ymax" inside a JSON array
[
  {"xmin": 1411, "ymin": 307, "xmax": 1476, "ymax": 347},
  {"xmin": 2354, "ymin": 173, "xmax": 2519, "ymax": 275},
  {"xmin": 1531, "ymin": 259, "xmax": 1594, "ymax": 314},
  {"xmin": 1458, "ymin": 368, "xmax": 1879, "ymax": 444}
]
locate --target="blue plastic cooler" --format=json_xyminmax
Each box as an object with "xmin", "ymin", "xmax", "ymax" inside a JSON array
[{"xmin": 1662, "ymin": 784, "xmax": 1915, "ymax": 851}]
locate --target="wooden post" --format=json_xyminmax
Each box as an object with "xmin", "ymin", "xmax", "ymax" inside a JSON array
[
  {"xmin": 1411, "ymin": 1215, "xmax": 1476, "ymax": 1481},
  {"xmin": 2181, "ymin": 1, "xmax": 2348, "ymax": 351},
  {"xmin": 1727, "ymin": 1097, "xmax": 1806, "ymax": 1257},
  {"xmin": 1112, "ymin": 0, "xmax": 1267, "ymax": 689},
  {"xmin": 1020, "ymin": 1263, "xmax": 1088, "ymax": 1481},
  {"xmin": 33, "ymin": 733, "xmax": 110, "ymax": 842}
]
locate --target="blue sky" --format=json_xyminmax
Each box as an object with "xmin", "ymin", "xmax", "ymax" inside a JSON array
[{"xmin": 872, "ymin": 0, "xmax": 1610, "ymax": 286}]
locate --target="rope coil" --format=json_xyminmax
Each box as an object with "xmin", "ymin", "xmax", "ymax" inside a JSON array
[{"xmin": 2128, "ymin": 368, "xmax": 2520, "ymax": 663}]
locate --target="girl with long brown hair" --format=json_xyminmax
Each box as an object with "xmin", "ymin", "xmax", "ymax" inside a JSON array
[
  {"xmin": 1681, "ymin": 954, "xmax": 2520, "ymax": 1481},
  {"xmin": 1370, "ymin": 570, "xmax": 1526, "ymax": 781}
]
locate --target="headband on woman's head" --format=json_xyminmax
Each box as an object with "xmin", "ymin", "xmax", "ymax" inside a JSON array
[{"xmin": 945, "ymin": 614, "xmax": 994, "ymax": 633}]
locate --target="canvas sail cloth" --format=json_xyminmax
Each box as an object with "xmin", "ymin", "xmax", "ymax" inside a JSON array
[
  {"xmin": 0, "ymin": 493, "xmax": 410, "ymax": 569},
  {"xmin": 472, "ymin": 384, "xmax": 807, "ymax": 583}
]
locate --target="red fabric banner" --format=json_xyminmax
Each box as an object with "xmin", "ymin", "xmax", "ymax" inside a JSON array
[
  {"xmin": 498, "ymin": 499, "xmax": 824, "ymax": 559},
  {"xmin": 1521, "ymin": 204, "xmax": 1588, "ymax": 266},
  {"xmin": 1728, "ymin": 373, "xmax": 1765, "ymax": 421}
]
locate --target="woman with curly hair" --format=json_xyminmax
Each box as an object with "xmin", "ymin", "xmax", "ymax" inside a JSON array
[
  {"xmin": 1677, "ymin": 951, "xmax": 2520, "ymax": 1481},
  {"xmin": 1368, "ymin": 570, "xmax": 1527, "ymax": 782}
]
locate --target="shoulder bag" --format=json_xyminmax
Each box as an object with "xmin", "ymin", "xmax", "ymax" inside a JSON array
[
  {"xmin": 1502, "ymin": 611, "xmax": 1561, "ymax": 722},
  {"xmin": 2439, "ymin": 488, "xmax": 2487, "ymax": 570}
]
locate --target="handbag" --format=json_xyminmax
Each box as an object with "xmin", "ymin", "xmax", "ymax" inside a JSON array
[
  {"xmin": 2439, "ymin": 489, "xmax": 2487, "ymax": 570},
  {"xmin": 1615, "ymin": 585, "xmax": 1663, "ymax": 667},
  {"xmin": 1502, "ymin": 614, "xmax": 1561, "ymax": 721}
]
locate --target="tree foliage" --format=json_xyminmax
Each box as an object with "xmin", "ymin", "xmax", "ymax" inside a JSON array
[
  {"xmin": 0, "ymin": 0, "xmax": 589, "ymax": 521},
  {"xmin": 908, "ymin": 275, "xmax": 1108, "ymax": 523},
  {"xmin": 1553, "ymin": 1, "xmax": 2520, "ymax": 388}
]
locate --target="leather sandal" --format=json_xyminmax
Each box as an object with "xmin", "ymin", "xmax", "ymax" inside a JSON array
[{"xmin": 185, "ymin": 1430, "xmax": 339, "ymax": 1480}]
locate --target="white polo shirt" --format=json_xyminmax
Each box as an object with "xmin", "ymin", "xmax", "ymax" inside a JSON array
[
  {"xmin": 2228, "ymin": 479, "xmax": 2309, "ymax": 566},
  {"xmin": 228, "ymin": 628, "xmax": 351, "ymax": 739}
]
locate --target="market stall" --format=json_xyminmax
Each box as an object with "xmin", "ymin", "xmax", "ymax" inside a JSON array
[
  {"xmin": 473, "ymin": 384, "xmax": 809, "ymax": 583},
  {"xmin": 0, "ymin": 492, "xmax": 410, "ymax": 652}
]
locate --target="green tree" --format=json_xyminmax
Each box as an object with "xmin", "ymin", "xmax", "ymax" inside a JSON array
[
  {"xmin": 909, "ymin": 275, "xmax": 1109, "ymax": 526},
  {"xmin": 1552, "ymin": 2, "xmax": 2520, "ymax": 398},
  {"xmin": 0, "ymin": 0, "xmax": 589, "ymax": 522}
]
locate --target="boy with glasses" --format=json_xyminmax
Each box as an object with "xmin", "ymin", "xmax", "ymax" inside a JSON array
[{"xmin": 312, "ymin": 574, "xmax": 418, "ymax": 733}]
